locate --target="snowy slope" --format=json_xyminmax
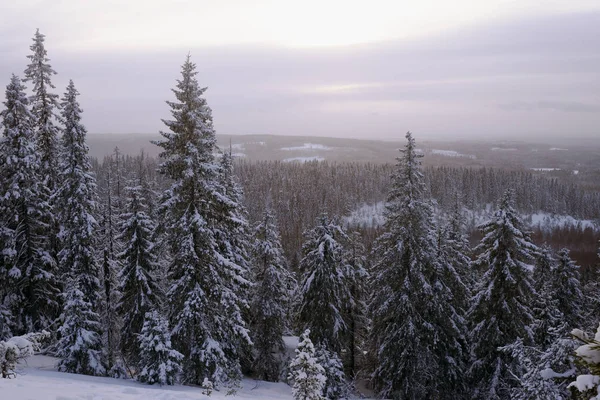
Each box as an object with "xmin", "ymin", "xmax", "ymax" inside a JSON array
[
  {"xmin": 2, "ymin": 355, "xmax": 294, "ymax": 400},
  {"xmin": 343, "ymin": 202, "xmax": 599, "ymax": 232}
]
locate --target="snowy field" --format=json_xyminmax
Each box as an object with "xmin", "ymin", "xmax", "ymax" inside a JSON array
[
  {"xmin": 343, "ymin": 202, "xmax": 599, "ymax": 232},
  {"xmin": 1, "ymin": 355, "xmax": 295, "ymax": 400},
  {"xmin": 430, "ymin": 149, "xmax": 476, "ymax": 159},
  {"xmin": 281, "ymin": 143, "xmax": 332, "ymax": 151}
]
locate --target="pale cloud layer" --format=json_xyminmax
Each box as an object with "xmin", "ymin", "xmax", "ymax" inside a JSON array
[{"xmin": 0, "ymin": 1, "xmax": 599, "ymax": 140}]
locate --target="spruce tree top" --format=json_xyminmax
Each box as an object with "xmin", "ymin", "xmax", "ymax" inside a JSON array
[
  {"xmin": 155, "ymin": 54, "xmax": 216, "ymax": 182},
  {"xmin": 24, "ymin": 29, "xmax": 59, "ymax": 109},
  {"xmin": 2, "ymin": 74, "xmax": 34, "ymax": 146}
]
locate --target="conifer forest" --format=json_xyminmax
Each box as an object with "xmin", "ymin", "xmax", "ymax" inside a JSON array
[{"xmin": 1, "ymin": 30, "xmax": 600, "ymax": 400}]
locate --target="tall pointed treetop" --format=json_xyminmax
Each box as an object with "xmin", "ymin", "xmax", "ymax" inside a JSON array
[{"xmin": 23, "ymin": 29, "xmax": 60, "ymax": 191}]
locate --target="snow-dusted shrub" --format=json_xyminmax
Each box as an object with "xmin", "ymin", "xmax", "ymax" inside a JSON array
[{"xmin": 0, "ymin": 331, "xmax": 49, "ymax": 378}]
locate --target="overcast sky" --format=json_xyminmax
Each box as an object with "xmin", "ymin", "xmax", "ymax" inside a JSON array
[{"xmin": 1, "ymin": 0, "xmax": 599, "ymax": 140}]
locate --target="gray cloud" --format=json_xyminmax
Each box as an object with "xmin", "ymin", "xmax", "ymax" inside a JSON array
[{"xmin": 0, "ymin": 12, "xmax": 599, "ymax": 140}]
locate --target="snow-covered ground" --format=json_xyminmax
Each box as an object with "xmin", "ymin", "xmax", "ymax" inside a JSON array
[
  {"xmin": 281, "ymin": 143, "xmax": 332, "ymax": 151},
  {"xmin": 283, "ymin": 156, "xmax": 325, "ymax": 163},
  {"xmin": 530, "ymin": 168, "xmax": 561, "ymax": 172},
  {"xmin": 491, "ymin": 147, "xmax": 517, "ymax": 151},
  {"xmin": 2, "ymin": 355, "xmax": 295, "ymax": 400},
  {"xmin": 343, "ymin": 202, "xmax": 599, "ymax": 232},
  {"xmin": 431, "ymin": 149, "xmax": 476, "ymax": 159}
]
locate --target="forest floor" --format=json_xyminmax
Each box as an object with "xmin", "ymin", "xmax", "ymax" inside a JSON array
[{"xmin": 1, "ymin": 355, "xmax": 295, "ymax": 399}]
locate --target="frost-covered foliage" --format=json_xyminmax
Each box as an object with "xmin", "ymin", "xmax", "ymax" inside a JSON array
[
  {"xmin": 154, "ymin": 56, "xmax": 250, "ymax": 386},
  {"xmin": 56, "ymin": 282, "xmax": 105, "ymax": 376},
  {"xmin": 552, "ymin": 248, "xmax": 584, "ymax": 329},
  {"xmin": 315, "ymin": 345, "xmax": 347, "ymax": 400},
  {"xmin": 250, "ymin": 207, "xmax": 295, "ymax": 382},
  {"xmin": 468, "ymin": 189, "xmax": 539, "ymax": 399},
  {"xmin": 569, "ymin": 325, "xmax": 600, "ymax": 399},
  {"xmin": 502, "ymin": 333, "xmax": 575, "ymax": 399},
  {"xmin": 117, "ymin": 184, "xmax": 161, "ymax": 365},
  {"xmin": 0, "ymin": 74, "xmax": 59, "ymax": 334},
  {"xmin": 298, "ymin": 214, "xmax": 352, "ymax": 354},
  {"xmin": 137, "ymin": 311, "xmax": 182, "ymax": 386},
  {"xmin": 0, "ymin": 330, "xmax": 48, "ymax": 378},
  {"xmin": 369, "ymin": 132, "xmax": 468, "ymax": 399},
  {"xmin": 288, "ymin": 330, "xmax": 326, "ymax": 400}
]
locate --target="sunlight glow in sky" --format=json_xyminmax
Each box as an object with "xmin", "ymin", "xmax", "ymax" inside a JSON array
[
  {"xmin": 3, "ymin": 0, "xmax": 599, "ymax": 49},
  {"xmin": 1, "ymin": 0, "xmax": 599, "ymax": 139}
]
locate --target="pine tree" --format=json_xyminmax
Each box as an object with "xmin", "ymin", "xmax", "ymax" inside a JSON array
[
  {"xmin": 297, "ymin": 214, "xmax": 351, "ymax": 354},
  {"xmin": 0, "ymin": 74, "xmax": 59, "ymax": 334},
  {"xmin": 468, "ymin": 189, "xmax": 539, "ymax": 399},
  {"xmin": 288, "ymin": 330, "xmax": 326, "ymax": 400},
  {"xmin": 369, "ymin": 132, "xmax": 467, "ymax": 399},
  {"xmin": 137, "ymin": 310, "xmax": 183, "ymax": 386},
  {"xmin": 55, "ymin": 80, "xmax": 104, "ymax": 375},
  {"xmin": 250, "ymin": 207, "xmax": 295, "ymax": 382},
  {"xmin": 117, "ymin": 184, "xmax": 161, "ymax": 365},
  {"xmin": 56, "ymin": 280, "xmax": 105, "ymax": 376},
  {"xmin": 552, "ymin": 248, "xmax": 584, "ymax": 330},
  {"xmin": 154, "ymin": 55, "xmax": 250, "ymax": 386}
]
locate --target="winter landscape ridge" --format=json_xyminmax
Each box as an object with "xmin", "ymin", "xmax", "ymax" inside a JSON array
[{"xmin": 2, "ymin": 4, "xmax": 600, "ymax": 400}]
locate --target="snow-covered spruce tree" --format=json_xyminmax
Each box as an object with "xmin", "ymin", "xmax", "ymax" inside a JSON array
[
  {"xmin": 98, "ymin": 159, "xmax": 122, "ymax": 373},
  {"xmin": 468, "ymin": 189, "xmax": 539, "ymax": 399},
  {"xmin": 297, "ymin": 214, "xmax": 351, "ymax": 354},
  {"xmin": 315, "ymin": 344, "xmax": 347, "ymax": 400},
  {"xmin": 444, "ymin": 195, "xmax": 473, "ymax": 296},
  {"xmin": 217, "ymin": 149, "xmax": 253, "ymax": 371},
  {"xmin": 552, "ymin": 248, "xmax": 584, "ymax": 330},
  {"xmin": 23, "ymin": 29, "xmax": 61, "ymax": 293},
  {"xmin": 137, "ymin": 310, "xmax": 182, "ymax": 386},
  {"xmin": 344, "ymin": 230, "xmax": 369, "ymax": 377},
  {"xmin": 531, "ymin": 246, "xmax": 562, "ymax": 348},
  {"xmin": 154, "ymin": 55, "xmax": 250, "ymax": 386},
  {"xmin": 250, "ymin": 207, "xmax": 295, "ymax": 382},
  {"xmin": 288, "ymin": 330, "xmax": 326, "ymax": 400},
  {"xmin": 369, "ymin": 132, "xmax": 468, "ymax": 399},
  {"xmin": 117, "ymin": 184, "xmax": 162, "ymax": 366},
  {"xmin": 23, "ymin": 29, "xmax": 61, "ymax": 194},
  {"xmin": 56, "ymin": 279, "xmax": 105, "ymax": 376},
  {"xmin": 0, "ymin": 74, "xmax": 59, "ymax": 334},
  {"xmin": 55, "ymin": 80, "xmax": 104, "ymax": 375}
]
